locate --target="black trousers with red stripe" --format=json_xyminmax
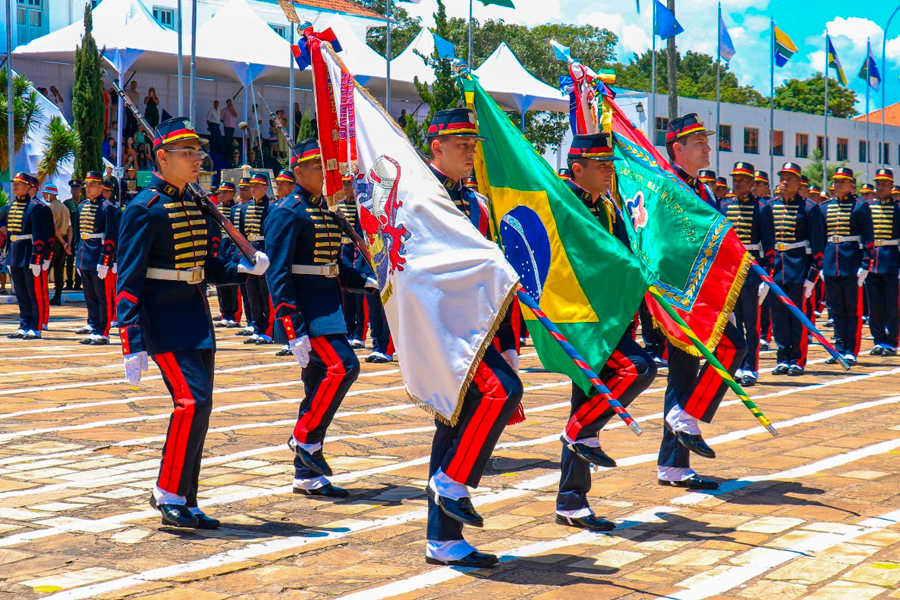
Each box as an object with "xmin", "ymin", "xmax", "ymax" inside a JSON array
[
  {"xmin": 772, "ymin": 282, "xmax": 809, "ymax": 366},
  {"xmin": 10, "ymin": 267, "xmax": 40, "ymax": 332},
  {"xmin": 734, "ymin": 271, "xmax": 761, "ymax": 372},
  {"xmin": 81, "ymin": 269, "xmax": 115, "ymax": 336},
  {"xmin": 427, "ymin": 346, "xmax": 523, "ymax": 542},
  {"xmin": 825, "ymin": 275, "xmax": 863, "ymax": 357},
  {"xmin": 217, "ymin": 284, "xmax": 241, "ymax": 322},
  {"xmin": 292, "ymin": 334, "xmax": 360, "ymax": 480},
  {"xmin": 557, "ymin": 334, "xmax": 656, "ymax": 513},
  {"xmin": 867, "ymin": 273, "xmax": 900, "ymax": 348},
  {"xmin": 658, "ymin": 322, "xmax": 746, "ymax": 469},
  {"xmin": 245, "ymin": 274, "xmax": 270, "ymax": 336},
  {"xmin": 153, "ymin": 349, "xmax": 215, "ymax": 505}
]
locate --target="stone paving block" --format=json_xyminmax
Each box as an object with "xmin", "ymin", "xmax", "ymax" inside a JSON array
[
  {"xmin": 765, "ymin": 557, "xmax": 848, "ymax": 584},
  {"xmin": 844, "ymin": 561, "xmax": 900, "ymax": 587},
  {"xmin": 21, "ymin": 566, "xmax": 132, "ymax": 592},
  {"xmin": 735, "ymin": 516, "xmax": 804, "ymax": 534},
  {"xmin": 737, "ymin": 580, "xmax": 808, "ymax": 600},
  {"xmin": 840, "ymin": 470, "xmax": 890, "ymax": 480},
  {"xmin": 531, "ymin": 582, "xmax": 632, "ymax": 599},
  {"xmin": 570, "ymin": 550, "xmax": 646, "ymax": 572},
  {"xmin": 675, "ymin": 564, "xmax": 733, "ymax": 588},
  {"xmin": 855, "ymin": 529, "xmax": 900, "ymax": 547},
  {"xmin": 655, "ymin": 548, "xmax": 733, "ymax": 567},
  {"xmin": 137, "ymin": 588, "xmax": 230, "ymax": 600},
  {"xmin": 803, "ymin": 579, "xmax": 889, "ymax": 600}
]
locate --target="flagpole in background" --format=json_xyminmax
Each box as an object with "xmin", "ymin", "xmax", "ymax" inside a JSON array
[
  {"xmin": 189, "ymin": 0, "xmax": 197, "ymax": 124},
  {"xmin": 882, "ymin": 8, "xmax": 900, "ymax": 167},
  {"xmin": 288, "ymin": 27, "xmax": 295, "ymax": 141},
  {"xmin": 6, "ymin": 0, "xmax": 14, "ymax": 184},
  {"xmin": 824, "ymin": 31, "xmax": 829, "ymax": 190},
  {"xmin": 716, "ymin": 1, "xmax": 721, "ymax": 174},
  {"xmin": 385, "ymin": 0, "xmax": 392, "ymax": 112},
  {"xmin": 177, "ymin": 0, "xmax": 183, "ymax": 115},
  {"xmin": 866, "ymin": 37, "xmax": 871, "ymax": 182},
  {"xmin": 468, "ymin": 0, "xmax": 474, "ymax": 66},
  {"xmin": 650, "ymin": 0, "xmax": 657, "ymax": 147},
  {"xmin": 769, "ymin": 17, "xmax": 775, "ymax": 179}
]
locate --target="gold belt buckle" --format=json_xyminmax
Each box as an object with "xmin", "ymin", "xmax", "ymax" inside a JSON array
[
  {"xmin": 80, "ymin": 232, "xmax": 89, "ymax": 240},
  {"xmin": 324, "ymin": 263, "xmax": 338, "ymax": 278},
  {"xmin": 775, "ymin": 242, "xmax": 786, "ymax": 251},
  {"xmin": 187, "ymin": 268, "xmax": 204, "ymax": 284}
]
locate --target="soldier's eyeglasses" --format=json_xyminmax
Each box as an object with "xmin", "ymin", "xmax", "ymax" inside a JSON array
[{"xmin": 165, "ymin": 148, "xmax": 208, "ymax": 161}]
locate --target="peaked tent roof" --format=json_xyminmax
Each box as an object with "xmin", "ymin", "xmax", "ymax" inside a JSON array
[
  {"xmin": 323, "ymin": 14, "xmax": 387, "ymax": 88},
  {"xmin": 472, "ymin": 42, "xmax": 567, "ymax": 113},
  {"xmin": 391, "ymin": 28, "xmax": 436, "ymax": 86}
]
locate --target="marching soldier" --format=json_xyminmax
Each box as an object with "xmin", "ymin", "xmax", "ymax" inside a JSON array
[
  {"xmin": 65, "ymin": 179, "xmax": 82, "ymax": 291},
  {"xmin": 860, "ymin": 182, "xmax": 876, "ymax": 203},
  {"xmin": 423, "ymin": 109, "xmax": 523, "ymax": 568},
  {"xmin": 265, "ymin": 139, "xmax": 375, "ymax": 499},
  {"xmin": 821, "ymin": 167, "xmax": 874, "ymax": 364},
  {"xmin": 76, "ymin": 171, "xmax": 120, "ymax": 345},
  {"xmin": 339, "ymin": 174, "xmax": 366, "ymax": 351},
  {"xmin": 233, "ymin": 176, "xmax": 252, "ymax": 332},
  {"xmin": 213, "ymin": 181, "xmax": 241, "ymax": 328},
  {"xmin": 753, "ymin": 170, "xmax": 772, "ymax": 201},
  {"xmin": 798, "ymin": 175, "xmax": 810, "ymax": 200},
  {"xmin": 657, "ymin": 114, "xmax": 747, "ymax": 491},
  {"xmin": 116, "ymin": 117, "xmax": 269, "ymax": 528},
  {"xmin": 2, "ymin": 172, "xmax": 53, "ymax": 339},
  {"xmin": 756, "ymin": 170, "xmax": 775, "ymax": 350},
  {"xmin": 273, "ymin": 169, "xmax": 298, "ymax": 357},
  {"xmin": 714, "ymin": 177, "xmax": 728, "ymax": 202},
  {"xmin": 557, "ymin": 133, "xmax": 657, "ymax": 531},
  {"xmin": 867, "ymin": 168, "xmax": 900, "ymax": 356},
  {"xmin": 722, "ymin": 162, "xmax": 775, "ymax": 386},
  {"xmin": 698, "ymin": 170, "xmax": 716, "ymax": 187},
  {"xmin": 764, "ymin": 162, "xmax": 825, "ymax": 374},
  {"xmin": 240, "ymin": 172, "xmax": 273, "ymax": 345}
]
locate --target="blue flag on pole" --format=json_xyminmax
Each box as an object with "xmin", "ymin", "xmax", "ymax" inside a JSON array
[
  {"xmin": 858, "ymin": 46, "xmax": 882, "ymax": 91},
  {"xmin": 654, "ymin": 1, "xmax": 684, "ymax": 40},
  {"xmin": 431, "ymin": 31, "xmax": 456, "ymax": 60},
  {"xmin": 719, "ymin": 14, "xmax": 735, "ymax": 61}
]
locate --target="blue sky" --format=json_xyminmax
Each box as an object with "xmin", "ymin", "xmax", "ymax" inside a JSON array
[{"xmin": 401, "ymin": 0, "xmax": 900, "ymax": 115}]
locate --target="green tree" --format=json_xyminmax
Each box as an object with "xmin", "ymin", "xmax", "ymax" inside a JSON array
[
  {"xmin": 72, "ymin": 2, "xmax": 104, "ymax": 178},
  {"xmin": 0, "ymin": 68, "xmax": 41, "ymax": 175},
  {"xmin": 774, "ymin": 73, "xmax": 858, "ymax": 118},
  {"xmin": 360, "ymin": 0, "xmax": 421, "ymax": 57},
  {"xmin": 801, "ymin": 148, "xmax": 850, "ymax": 188},
  {"xmin": 38, "ymin": 116, "xmax": 80, "ymax": 185}
]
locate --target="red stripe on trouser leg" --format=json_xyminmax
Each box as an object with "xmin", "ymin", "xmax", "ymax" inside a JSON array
[
  {"xmin": 361, "ymin": 297, "xmax": 369, "ymax": 343},
  {"xmin": 32, "ymin": 273, "xmax": 44, "ymax": 331},
  {"xmin": 155, "ymin": 353, "xmax": 197, "ymax": 494},
  {"xmin": 266, "ymin": 295, "xmax": 274, "ymax": 338},
  {"xmin": 292, "ymin": 337, "xmax": 348, "ymax": 443},
  {"xmin": 41, "ymin": 271, "xmax": 49, "ymax": 328},
  {"xmin": 103, "ymin": 273, "xmax": 116, "ymax": 336},
  {"xmin": 235, "ymin": 291, "xmax": 243, "ymax": 322},
  {"xmin": 509, "ymin": 300, "xmax": 522, "ymax": 353},
  {"xmin": 854, "ymin": 284, "xmax": 864, "ymax": 356},
  {"xmin": 386, "ymin": 336, "xmax": 395, "ymax": 357},
  {"xmin": 683, "ymin": 340, "xmax": 737, "ymax": 418},
  {"xmin": 798, "ymin": 316, "xmax": 809, "ymax": 367},
  {"xmin": 564, "ymin": 350, "xmax": 636, "ymax": 440},
  {"xmin": 445, "ymin": 360, "xmax": 507, "ymax": 483}
]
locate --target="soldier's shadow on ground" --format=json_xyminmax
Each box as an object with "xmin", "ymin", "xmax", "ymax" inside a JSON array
[
  {"xmin": 718, "ymin": 480, "xmax": 859, "ymax": 516},
  {"xmin": 159, "ymin": 518, "xmax": 348, "ymax": 540},
  {"xmin": 484, "ymin": 456, "xmax": 559, "ymax": 477}
]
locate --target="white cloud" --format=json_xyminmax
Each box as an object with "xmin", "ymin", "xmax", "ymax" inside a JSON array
[{"xmin": 402, "ymin": 0, "xmax": 562, "ymax": 29}]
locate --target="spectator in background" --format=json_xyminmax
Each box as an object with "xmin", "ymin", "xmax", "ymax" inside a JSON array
[
  {"xmin": 102, "ymin": 137, "xmax": 112, "ymax": 161},
  {"xmin": 125, "ymin": 80, "xmax": 139, "ymax": 136},
  {"xmin": 49, "ymin": 86, "xmax": 65, "ymax": 109},
  {"xmin": 275, "ymin": 109, "xmax": 289, "ymax": 159},
  {"xmin": 230, "ymin": 148, "xmax": 242, "ymax": 168},
  {"xmin": 293, "ymin": 102, "xmax": 302, "ymax": 141},
  {"xmin": 102, "ymin": 82, "xmax": 110, "ymax": 128},
  {"xmin": 398, "ymin": 108, "xmax": 407, "ymax": 128},
  {"xmin": 265, "ymin": 119, "xmax": 276, "ymax": 157},
  {"xmin": 221, "ymin": 98, "xmax": 238, "ymax": 152},
  {"xmin": 124, "ymin": 136, "xmax": 138, "ymax": 168},
  {"xmin": 247, "ymin": 147, "xmax": 263, "ymax": 169},
  {"xmin": 136, "ymin": 144, "xmax": 152, "ymax": 170},
  {"xmin": 207, "ymin": 100, "xmax": 222, "ymax": 154},
  {"xmin": 144, "ymin": 87, "xmax": 160, "ymax": 128}
]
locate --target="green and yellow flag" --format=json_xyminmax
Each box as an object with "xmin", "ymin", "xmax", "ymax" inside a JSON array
[{"xmin": 461, "ymin": 75, "xmax": 653, "ymax": 392}]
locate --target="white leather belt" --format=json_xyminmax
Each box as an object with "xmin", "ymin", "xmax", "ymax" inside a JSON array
[
  {"xmin": 9, "ymin": 234, "xmax": 32, "ymax": 242},
  {"xmin": 874, "ymin": 239, "xmax": 900, "ymax": 247},
  {"xmin": 146, "ymin": 267, "xmax": 205, "ymax": 284},
  {"xmin": 292, "ymin": 263, "xmax": 338, "ymax": 278},
  {"xmin": 248, "ymin": 234, "xmax": 265, "ymax": 242},
  {"xmin": 828, "ymin": 235, "xmax": 861, "ymax": 247},
  {"xmin": 81, "ymin": 232, "xmax": 103, "ymax": 240},
  {"xmin": 774, "ymin": 241, "xmax": 811, "ymax": 254},
  {"xmin": 743, "ymin": 243, "xmax": 761, "ymax": 251}
]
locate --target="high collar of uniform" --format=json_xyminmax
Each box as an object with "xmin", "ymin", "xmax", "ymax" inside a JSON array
[
  {"xmin": 566, "ymin": 178, "xmax": 594, "ymax": 203},
  {"xmin": 838, "ymin": 193, "xmax": 855, "ymax": 202},
  {"xmin": 429, "ymin": 164, "xmax": 463, "ymax": 192},
  {"xmin": 880, "ymin": 196, "xmax": 895, "ymax": 204},
  {"xmin": 149, "ymin": 173, "xmax": 183, "ymax": 199},
  {"xmin": 296, "ymin": 184, "xmax": 320, "ymax": 206},
  {"xmin": 737, "ymin": 193, "xmax": 756, "ymax": 203},
  {"xmin": 14, "ymin": 194, "xmax": 30, "ymax": 203},
  {"xmin": 673, "ymin": 163, "xmax": 696, "ymax": 187}
]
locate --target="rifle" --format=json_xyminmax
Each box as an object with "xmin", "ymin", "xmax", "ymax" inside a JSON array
[
  {"xmin": 256, "ymin": 91, "xmax": 373, "ymax": 269},
  {"xmin": 100, "ymin": 59, "xmax": 258, "ymax": 264}
]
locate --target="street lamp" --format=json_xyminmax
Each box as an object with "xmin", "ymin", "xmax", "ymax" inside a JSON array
[{"xmin": 881, "ymin": 4, "xmax": 900, "ymax": 166}]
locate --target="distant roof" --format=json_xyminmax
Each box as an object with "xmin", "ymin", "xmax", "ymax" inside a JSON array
[
  {"xmin": 293, "ymin": 0, "xmax": 384, "ymax": 21},
  {"xmin": 854, "ymin": 102, "xmax": 900, "ymax": 126}
]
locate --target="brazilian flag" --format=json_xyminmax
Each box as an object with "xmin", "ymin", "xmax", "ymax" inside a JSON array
[{"xmin": 461, "ymin": 76, "xmax": 653, "ymax": 392}]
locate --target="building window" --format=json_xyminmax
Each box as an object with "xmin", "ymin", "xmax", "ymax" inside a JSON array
[
  {"xmin": 860, "ymin": 140, "xmax": 869, "ymax": 163},
  {"xmin": 152, "ymin": 7, "xmax": 175, "ymax": 30},
  {"xmin": 744, "ymin": 127, "xmax": 759, "ymax": 154},
  {"xmin": 16, "ymin": 0, "xmax": 45, "ymax": 45},
  {"xmin": 837, "ymin": 137, "xmax": 848, "ymax": 161},
  {"xmin": 270, "ymin": 24, "xmax": 287, "ymax": 39},
  {"xmin": 880, "ymin": 142, "xmax": 890, "ymax": 164},
  {"xmin": 796, "ymin": 133, "xmax": 809, "ymax": 159},
  {"xmin": 772, "ymin": 130, "xmax": 784, "ymax": 156},
  {"xmin": 816, "ymin": 135, "xmax": 829, "ymax": 160},
  {"xmin": 654, "ymin": 117, "xmax": 669, "ymax": 147},
  {"xmin": 719, "ymin": 124, "xmax": 732, "ymax": 152}
]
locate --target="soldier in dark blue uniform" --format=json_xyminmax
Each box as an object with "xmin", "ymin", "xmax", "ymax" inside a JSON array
[
  {"xmin": 264, "ymin": 139, "xmax": 374, "ymax": 498},
  {"xmin": 240, "ymin": 172, "xmax": 273, "ymax": 345},
  {"xmin": 212, "ymin": 181, "xmax": 242, "ymax": 328},
  {"xmin": 753, "ymin": 170, "xmax": 776, "ymax": 350},
  {"xmin": 232, "ymin": 177, "xmax": 252, "ymax": 335},
  {"xmin": 2, "ymin": 172, "xmax": 53, "ymax": 339},
  {"xmin": 698, "ymin": 170, "xmax": 716, "ymax": 187},
  {"xmin": 116, "ymin": 117, "xmax": 269, "ymax": 528},
  {"xmin": 76, "ymin": 171, "xmax": 120, "ymax": 345},
  {"xmin": 272, "ymin": 169, "xmax": 299, "ymax": 358},
  {"xmin": 764, "ymin": 162, "xmax": 825, "ymax": 374},
  {"xmin": 860, "ymin": 182, "xmax": 876, "ymax": 203},
  {"xmin": 820, "ymin": 166, "xmax": 875, "ymax": 364},
  {"xmin": 657, "ymin": 114, "xmax": 747, "ymax": 491},
  {"xmin": 867, "ymin": 168, "xmax": 900, "ymax": 355},
  {"xmin": 423, "ymin": 109, "xmax": 523, "ymax": 569},
  {"xmin": 714, "ymin": 176, "xmax": 728, "ymax": 202},
  {"xmin": 556, "ymin": 133, "xmax": 657, "ymax": 531},
  {"xmin": 338, "ymin": 174, "xmax": 366, "ymax": 351},
  {"xmin": 722, "ymin": 162, "xmax": 775, "ymax": 386}
]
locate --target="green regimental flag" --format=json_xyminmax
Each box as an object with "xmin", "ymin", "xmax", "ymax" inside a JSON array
[{"xmin": 461, "ymin": 75, "xmax": 653, "ymax": 392}]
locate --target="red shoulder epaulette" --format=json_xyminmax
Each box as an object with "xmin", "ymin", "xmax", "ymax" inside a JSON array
[{"xmin": 146, "ymin": 193, "xmax": 160, "ymax": 208}]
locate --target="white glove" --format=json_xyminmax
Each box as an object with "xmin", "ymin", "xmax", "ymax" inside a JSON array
[
  {"xmin": 41, "ymin": 259, "xmax": 50, "ymax": 272},
  {"xmin": 123, "ymin": 351, "xmax": 149, "ymax": 384},
  {"xmin": 289, "ymin": 335, "xmax": 312, "ymax": 368},
  {"xmin": 758, "ymin": 282, "xmax": 769, "ymax": 305},
  {"xmin": 29, "ymin": 264, "xmax": 41, "ymax": 277},
  {"xmin": 97, "ymin": 264, "xmax": 109, "ymax": 279},
  {"xmin": 804, "ymin": 279, "xmax": 815, "ymax": 298},
  {"xmin": 857, "ymin": 268, "xmax": 869, "ymax": 287},
  {"xmin": 112, "ymin": 263, "xmax": 118, "ymax": 275},
  {"xmin": 364, "ymin": 276, "xmax": 378, "ymax": 291},
  {"xmin": 237, "ymin": 251, "xmax": 270, "ymax": 276},
  {"xmin": 501, "ymin": 348, "xmax": 519, "ymax": 372}
]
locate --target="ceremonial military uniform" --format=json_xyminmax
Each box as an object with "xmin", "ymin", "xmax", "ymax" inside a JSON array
[
  {"xmin": 867, "ymin": 169, "xmax": 900, "ymax": 355},
  {"xmin": 557, "ymin": 134, "xmax": 657, "ymax": 529},
  {"xmin": 34, "ymin": 184, "xmax": 53, "ymax": 332},
  {"xmin": 265, "ymin": 139, "xmax": 370, "ymax": 495},
  {"xmin": 64, "ymin": 180, "xmax": 82, "ymax": 290},
  {"xmin": 232, "ymin": 178, "xmax": 252, "ymax": 333},
  {"xmin": 721, "ymin": 162, "xmax": 775, "ymax": 384},
  {"xmin": 76, "ymin": 171, "xmax": 121, "ymax": 344},
  {"xmin": 754, "ymin": 170, "xmax": 776, "ymax": 348},
  {"xmin": 764, "ymin": 162, "xmax": 825, "ymax": 372},
  {"xmin": 339, "ymin": 176, "xmax": 366, "ymax": 349},
  {"xmin": 212, "ymin": 182, "xmax": 242, "ymax": 327},
  {"xmin": 2, "ymin": 173, "xmax": 53, "ymax": 338},
  {"xmin": 240, "ymin": 172, "xmax": 273, "ymax": 343},
  {"xmin": 821, "ymin": 167, "xmax": 874, "ymax": 362}
]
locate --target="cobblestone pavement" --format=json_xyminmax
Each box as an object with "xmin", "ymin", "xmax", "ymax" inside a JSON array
[{"xmin": 0, "ymin": 300, "xmax": 899, "ymax": 600}]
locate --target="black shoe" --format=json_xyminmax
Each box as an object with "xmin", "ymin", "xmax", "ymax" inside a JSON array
[
  {"xmin": 426, "ymin": 485, "xmax": 484, "ymax": 528},
  {"xmin": 425, "ymin": 550, "xmax": 499, "ymax": 568},
  {"xmin": 658, "ymin": 474, "xmax": 719, "ymax": 490},
  {"xmin": 214, "ymin": 320, "xmax": 228, "ymax": 328},
  {"xmin": 227, "ymin": 321, "xmax": 243, "ymax": 328},
  {"xmin": 288, "ymin": 438, "xmax": 333, "ymax": 476},
  {"xmin": 565, "ymin": 438, "xmax": 617, "ymax": 468},
  {"xmin": 772, "ymin": 363, "xmax": 789, "ymax": 375},
  {"xmin": 665, "ymin": 423, "xmax": 716, "ymax": 459},
  {"xmin": 49, "ymin": 297, "xmax": 62, "ymax": 306},
  {"xmin": 23, "ymin": 331, "xmax": 41, "ymax": 340},
  {"xmin": 824, "ymin": 356, "xmax": 839, "ymax": 365},
  {"xmin": 787, "ymin": 365, "xmax": 804, "ymax": 376},
  {"xmin": 825, "ymin": 319, "xmax": 834, "ymax": 328},
  {"xmin": 235, "ymin": 329, "xmax": 252, "ymax": 336},
  {"xmin": 91, "ymin": 338, "xmax": 109, "ymax": 346},
  {"xmin": 156, "ymin": 503, "xmax": 199, "ymax": 528},
  {"xmin": 759, "ymin": 340, "xmax": 770, "ymax": 351},
  {"xmin": 293, "ymin": 483, "xmax": 350, "ymax": 498},
  {"xmin": 192, "ymin": 513, "xmax": 221, "ymax": 529},
  {"xmin": 212, "ymin": 315, "xmax": 222, "ymax": 322},
  {"xmin": 870, "ymin": 346, "xmax": 884, "ymax": 356},
  {"xmin": 276, "ymin": 347, "xmax": 292, "ymax": 357},
  {"xmin": 883, "ymin": 348, "xmax": 897, "ymax": 357},
  {"xmin": 7, "ymin": 331, "xmax": 24, "ymax": 339},
  {"xmin": 79, "ymin": 337, "xmax": 94, "ymax": 345},
  {"xmin": 243, "ymin": 336, "xmax": 259, "ymax": 344},
  {"xmin": 741, "ymin": 373, "xmax": 758, "ymax": 386},
  {"xmin": 555, "ymin": 514, "xmax": 616, "ymax": 531},
  {"xmin": 255, "ymin": 337, "xmax": 272, "ymax": 345}
]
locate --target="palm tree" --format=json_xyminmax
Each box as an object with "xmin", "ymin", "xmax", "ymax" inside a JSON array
[
  {"xmin": 0, "ymin": 67, "xmax": 42, "ymax": 175},
  {"xmin": 37, "ymin": 116, "xmax": 80, "ymax": 185}
]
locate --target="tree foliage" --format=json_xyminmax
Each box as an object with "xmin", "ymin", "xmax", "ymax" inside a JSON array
[
  {"xmin": 359, "ymin": 0, "xmax": 420, "ymax": 58},
  {"xmin": 72, "ymin": 2, "xmax": 104, "ymax": 177},
  {"xmin": 801, "ymin": 148, "xmax": 853, "ymax": 189},
  {"xmin": 0, "ymin": 68, "xmax": 41, "ymax": 175},
  {"xmin": 38, "ymin": 116, "xmax": 80, "ymax": 184},
  {"xmin": 774, "ymin": 73, "xmax": 858, "ymax": 118}
]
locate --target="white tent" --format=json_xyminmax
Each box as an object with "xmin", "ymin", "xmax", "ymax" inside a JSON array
[
  {"xmin": 323, "ymin": 14, "xmax": 387, "ymax": 89},
  {"xmin": 473, "ymin": 42, "xmax": 567, "ymax": 114},
  {"xmin": 13, "ymin": 89, "xmax": 76, "ymax": 200},
  {"xmin": 391, "ymin": 28, "xmax": 436, "ymax": 86}
]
